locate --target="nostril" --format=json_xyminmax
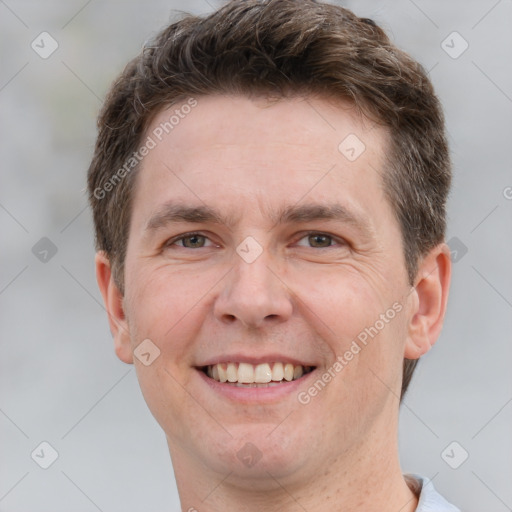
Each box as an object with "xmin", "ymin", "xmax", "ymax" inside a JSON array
[{"xmin": 221, "ymin": 314, "xmax": 237, "ymax": 324}]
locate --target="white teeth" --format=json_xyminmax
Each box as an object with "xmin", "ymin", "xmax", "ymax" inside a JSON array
[
  {"xmin": 204, "ymin": 362, "xmax": 312, "ymax": 384},
  {"xmin": 284, "ymin": 363, "xmax": 294, "ymax": 382},
  {"xmin": 254, "ymin": 363, "xmax": 272, "ymax": 383},
  {"xmin": 238, "ymin": 362, "xmax": 254, "ymax": 383},
  {"xmin": 226, "ymin": 362, "xmax": 237, "ymax": 382},
  {"xmin": 218, "ymin": 363, "xmax": 228, "ymax": 383},
  {"xmin": 272, "ymin": 362, "xmax": 284, "ymax": 381}
]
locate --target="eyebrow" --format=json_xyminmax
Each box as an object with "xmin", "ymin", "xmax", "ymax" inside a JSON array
[
  {"xmin": 144, "ymin": 201, "xmax": 373, "ymax": 238},
  {"xmin": 274, "ymin": 203, "xmax": 370, "ymax": 232},
  {"xmin": 145, "ymin": 203, "xmax": 232, "ymax": 232}
]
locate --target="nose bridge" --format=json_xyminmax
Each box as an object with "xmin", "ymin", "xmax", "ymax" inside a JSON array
[
  {"xmin": 214, "ymin": 247, "xmax": 292, "ymax": 327},
  {"xmin": 235, "ymin": 252, "xmax": 277, "ymax": 296}
]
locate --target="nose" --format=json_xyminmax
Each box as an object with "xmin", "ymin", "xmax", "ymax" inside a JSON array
[{"xmin": 213, "ymin": 250, "xmax": 293, "ymax": 328}]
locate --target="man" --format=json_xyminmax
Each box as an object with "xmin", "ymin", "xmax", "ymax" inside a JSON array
[{"xmin": 88, "ymin": 0, "xmax": 459, "ymax": 510}]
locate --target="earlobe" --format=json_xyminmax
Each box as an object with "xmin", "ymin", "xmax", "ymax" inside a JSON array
[
  {"xmin": 404, "ymin": 243, "xmax": 452, "ymax": 360},
  {"xmin": 95, "ymin": 251, "xmax": 134, "ymax": 364}
]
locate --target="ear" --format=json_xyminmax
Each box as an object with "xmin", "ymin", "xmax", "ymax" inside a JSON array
[
  {"xmin": 95, "ymin": 251, "xmax": 133, "ymax": 364},
  {"xmin": 404, "ymin": 243, "xmax": 452, "ymax": 359}
]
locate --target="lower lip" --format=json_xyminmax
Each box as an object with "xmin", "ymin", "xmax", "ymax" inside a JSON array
[{"xmin": 195, "ymin": 368, "xmax": 316, "ymax": 404}]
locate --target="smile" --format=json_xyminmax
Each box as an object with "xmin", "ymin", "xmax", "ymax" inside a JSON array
[
  {"xmin": 201, "ymin": 362, "xmax": 315, "ymax": 386},
  {"xmin": 203, "ymin": 362, "xmax": 314, "ymax": 387}
]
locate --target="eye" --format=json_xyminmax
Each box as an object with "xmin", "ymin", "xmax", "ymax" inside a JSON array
[
  {"xmin": 296, "ymin": 232, "xmax": 340, "ymax": 248},
  {"xmin": 170, "ymin": 233, "xmax": 212, "ymax": 249}
]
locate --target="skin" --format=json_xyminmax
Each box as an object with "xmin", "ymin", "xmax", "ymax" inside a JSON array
[{"xmin": 96, "ymin": 95, "xmax": 451, "ymax": 512}]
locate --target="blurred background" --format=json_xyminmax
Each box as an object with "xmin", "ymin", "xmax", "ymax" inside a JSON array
[{"xmin": 1, "ymin": 0, "xmax": 511, "ymax": 510}]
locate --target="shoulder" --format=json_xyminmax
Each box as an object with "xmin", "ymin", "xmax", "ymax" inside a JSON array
[{"xmin": 405, "ymin": 474, "xmax": 461, "ymax": 512}]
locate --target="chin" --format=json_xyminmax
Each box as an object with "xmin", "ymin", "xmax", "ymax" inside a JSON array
[{"xmin": 195, "ymin": 422, "xmax": 317, "ymax": 484}]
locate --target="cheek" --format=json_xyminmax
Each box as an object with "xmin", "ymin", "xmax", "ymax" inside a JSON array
[
  {"xmin": 124, "ymin": 264, "xmax": 221, "ymax": 363},
  {"xmin": 124, "ymin": 265, "xmax": 220, "ymax": 439},
  {"xmin": 290, "ymin": 264, "xmax": 391, "ymax": 343},
  {"xmin": 291, "ymin": 265, "xmax": 406, "ymax": 387}
]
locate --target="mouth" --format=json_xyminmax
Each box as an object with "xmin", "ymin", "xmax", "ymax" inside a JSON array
[{"xmin": 198, "ymin": 362, "xmax": 316, "ymax": 387}]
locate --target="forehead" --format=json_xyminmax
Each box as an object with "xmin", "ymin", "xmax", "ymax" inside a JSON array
[
  {"xmin": 146, "ymin": 94, "xmax": 384, "ymax": 159},
  {"xmin": 131, "ymin": 94, "xmax": 390, "ymax": 227}
]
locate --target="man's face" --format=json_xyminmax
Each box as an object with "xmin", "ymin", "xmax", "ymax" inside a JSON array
[{"xmin": 117, "ymin": 95, "xmax": 416, "ymax": 482}]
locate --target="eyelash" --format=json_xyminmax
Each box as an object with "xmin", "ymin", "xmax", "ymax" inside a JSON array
[
  {"xmin": 166, "ymin": 232, "xmax": 215, "ymax": 248},
  {"xmin": 165, "ymin": 231, "xmax": 345, "ymax": 249},
  {"xmin": 296, "ymin": 231, "xmax": 345, "ymax": 248}
]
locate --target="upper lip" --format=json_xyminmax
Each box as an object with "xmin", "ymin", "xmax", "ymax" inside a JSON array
[{"xmin": 196, "ymin": 353, "xmax": 317, "ymax": 367}]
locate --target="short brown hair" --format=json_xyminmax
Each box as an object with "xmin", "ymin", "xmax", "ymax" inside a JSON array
[{"xmin": 87, "ymin": 0, "xmax": 451, "ymax": 399}]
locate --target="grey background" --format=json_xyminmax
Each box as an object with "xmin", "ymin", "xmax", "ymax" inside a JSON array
[{"xmin": 1, "ymin": 0, "xmax": 511, "ymax": 510}]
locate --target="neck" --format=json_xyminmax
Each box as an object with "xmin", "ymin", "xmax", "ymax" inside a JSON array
[{"xmin": 169, "ymin": 411, "xmax": 418, "ymax": 512}]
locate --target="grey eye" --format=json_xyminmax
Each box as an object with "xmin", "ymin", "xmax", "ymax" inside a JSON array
[
  {"xmin": 307, "ymin": 234, "xmax": 333, "ymax": 248},
  {"xmin": 179, "ymin": 234, "xmax": 207, "ymax": 248}
]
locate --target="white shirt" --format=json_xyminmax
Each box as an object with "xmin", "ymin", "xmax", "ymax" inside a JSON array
[{"xmin": 406, "ymin": 475, "xmax": 461, "ymax": 511}]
